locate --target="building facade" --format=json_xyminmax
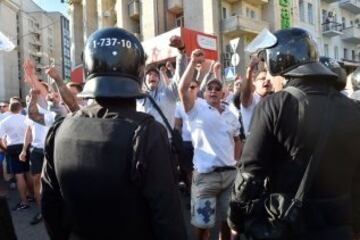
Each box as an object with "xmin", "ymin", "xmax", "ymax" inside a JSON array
[
  {"xmin": 0, "ymin": 0, "xmax": 20, "ymax": 100},
  {"xmin": 69, "ymin": 0, "xmax": 360, "ymax": 79},
  {"xmin": 0, "ymin": 0, "xmax": 70, "ymax": 101}
]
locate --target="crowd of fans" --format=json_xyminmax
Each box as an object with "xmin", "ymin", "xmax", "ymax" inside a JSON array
[{"xmin": 0, "ymin": 32, "xmax": 358, "ymax": 240}]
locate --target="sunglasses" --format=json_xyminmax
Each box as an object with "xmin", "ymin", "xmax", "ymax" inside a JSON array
[
  {"xmin": 189, "ymin": 85, "xmax": 198, "ymax": 90},
  {"xmin": 0, "ymin": 105, "xmax": 8, "ymax": 108},
  {"xmin": 206, "ymin": 86, "xmax": 221, "ymax": 92}
]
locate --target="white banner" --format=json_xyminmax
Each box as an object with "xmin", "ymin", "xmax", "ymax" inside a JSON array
[{"xmin": 0, "ymin": 31, "xmax": 15, "ymax": 52}]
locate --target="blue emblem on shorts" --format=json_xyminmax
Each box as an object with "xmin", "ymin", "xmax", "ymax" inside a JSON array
[{"xmin": 197, "ymin": 200, "xmax": 215, "ymax": 223}]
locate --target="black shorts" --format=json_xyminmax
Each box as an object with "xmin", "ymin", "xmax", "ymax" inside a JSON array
[
  {"xmin": 29, "ymin": 147, "xmax": 44, "ymax": 175},
  {"xmin": 6, "ymin": 144, "xmax": 29, "ymax": 174}
]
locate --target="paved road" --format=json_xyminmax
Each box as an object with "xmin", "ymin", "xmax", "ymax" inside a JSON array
[
  {"xmin": 6, "ymin": 184, "xmax": 224, "ymax": 240},
  {"xmin": 6, "ymin": 186, "xmax": 49, "ymax": 240}
]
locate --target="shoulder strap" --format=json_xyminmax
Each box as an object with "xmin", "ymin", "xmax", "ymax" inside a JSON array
[
  {"xmin": 145, "ymin": 94, "xmax": 174, "ymax": 136},
  {"xmin": 131, "ymin": 116, "xmax": 154, "ymax": 187},
  {"xmin": 283, "ymin": 87, "xmax": 334, "ymax": 210}
]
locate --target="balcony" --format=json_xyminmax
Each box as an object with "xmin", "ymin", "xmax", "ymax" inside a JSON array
[
  {"xmin": 340, "ymin": 0, "xmax": 360, "ymax": 14},
  {"xmin": 222, "ymin": 15, "xmax": 270, "ymax": 37},
  {"xmin": 128, "ymin": 0, "xmax": 140, "ymax": 20},
  {"xmin": 168, "ymin": 0, "xmax": 183, "ymax": 14},
  {"xmin": 322, "ymin": 21, "xmax": 343, "ymax": 37},
  {"xmin": 324, "ymin": 0, "xmax": 339, "ymax": 2},
  {"xmin": 341, "ymin": 26, "xmax": 360, "ymax": 43},
  {"xmin": 244, "ymin": 0, "xmax": 268, "ymax": 4},
  {"xmin": 341, "ymin": 57, "xmax": 360, "ymax": 67}
]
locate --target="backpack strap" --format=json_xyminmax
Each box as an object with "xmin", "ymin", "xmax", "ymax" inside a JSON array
[
  {"xmin": 131, "ymin": 116, "xmax": 154, "ymax": 187},
  {"xmin": 282, "ymin": 86, "xmax": 335, "ymax": 223}
]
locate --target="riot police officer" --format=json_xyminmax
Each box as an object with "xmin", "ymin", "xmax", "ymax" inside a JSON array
[
  {"xmin": 41, "ymin": 27, "xmax": 187, "ymax": 240},
  {"xmin": 228, "ymin": 28, "xmax": 360, "ymax": 240},
  {"xmin": 319, "ymin": 56, "xmax": 347, "ymax": 92}
]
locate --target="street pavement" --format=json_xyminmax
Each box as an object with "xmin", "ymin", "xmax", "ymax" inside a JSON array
[
  {"xmin": 6, "ymin": 183, "xmax": 222, "ymax": 240},
  {"xmin": 6, "ymin": 186, "xmax": 49, "ymax": 240}
]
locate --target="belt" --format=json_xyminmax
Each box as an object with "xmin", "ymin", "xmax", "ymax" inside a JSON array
[{"xmin": 213, "ymin": 166, "xmax": 236, "ymax": 172}]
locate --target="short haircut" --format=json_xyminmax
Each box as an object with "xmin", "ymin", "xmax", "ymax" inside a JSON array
[
  {"xmin": 10, "ymin": 96, "xmax": 21, "ymax": 103},
  {"xmin": 9, "ymin": 101, "xmax": 22, "ymax": 113},
  {"xmin": 67, "ymin": 82, "xmax": 83, "ymax": 93}
]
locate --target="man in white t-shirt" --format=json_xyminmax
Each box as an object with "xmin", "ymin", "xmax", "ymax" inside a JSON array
[
  {"xmin": 179, "ymin": 49, "xmax": 241, "ymax": 240},
  {"xmin": 174, "ymin": 81, "xmax": 203, "ymax": 194},
  {"xmin": 240, "ymin": 59, "xmax": 272, "ymax": 137},
  {"xmin": 0, "ymin": 101, "xmax": 32, "ymax": 211},
  {"xmin": 20, "ymin": 112, "xmax": 49, "ymax": 224}
]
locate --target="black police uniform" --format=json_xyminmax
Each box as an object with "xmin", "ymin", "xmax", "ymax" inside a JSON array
[
  {"xmin": 228, "ymin": 28, "xmax": 360, "ymax": 240},
  {"xmin": 41, "ymin": 27, "xmax": 187, "ymax": 240},
  {"xmin": 234, "ymin": 79, "xmax": 360, "ymax": 239},
  {"xmin": 41, "ymin": 103, "xmax": 187, "ymax": 240}
]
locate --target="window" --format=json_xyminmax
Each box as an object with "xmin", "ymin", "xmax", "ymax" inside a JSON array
[
  {"xmin": 352, "ymin": 50, "xmax": 356, "ymax": 61},
  {"xmin": 322, "ymin": 9, "xmax": 327, "ymax": 23},
  {"xmin": 175, "ymin": 15, "xmax": 184, "ymax": 27},
  {"xmin": 250, "ymin": 10, "xmax": 256, "ymax": 19},
  {"xmin": 299, "ymin": 0, "xmax": 305, "ymax": 22},
  {"xmin": 308, "ymin": 3, "xmax": 313, "ymax": 24},
  {"xmin": 222, "ymin": 7, "xmax": 227, "ymax": 19},
  {"xmin": 245, "ymin": 7, "xmax": 256, "ymax": 19},
  {"xmin": 344, "ymin": 48, "xmax": 348, "ymax": 60},
  {"xmin": 324, "ymin": 44, "xmax": 329, "ymax": 57},
  {"xmin": 335, "ymin": 46, "xmax": 339, "ymax": 60},
  {"xmin": 342, "ymin": 17, "xmax": 346, "ymax": 29}
]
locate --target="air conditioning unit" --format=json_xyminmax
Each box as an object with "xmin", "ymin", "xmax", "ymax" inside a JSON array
[{"xmin": 175, "ymin": 16, "xmax": 184, "ymax": 27}]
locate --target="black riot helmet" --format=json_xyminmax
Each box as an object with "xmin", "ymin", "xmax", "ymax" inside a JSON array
[
  {"xmin": 319, "ymin": 56, "xmax": 347, "ymax": 91},
  {"xmin": 79, "ymin": 27, "xmax": 145, "ymax": 99},
  {"xmin": 352, "ymin": 67, "xmax": 360, "ymax": 91},
  {"xmin": 256, "ymin": 28, "xmax": 336, "ymax": 79}
]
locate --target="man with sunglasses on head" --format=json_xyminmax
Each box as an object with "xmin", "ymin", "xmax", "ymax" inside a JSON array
[{"xmin": 179, "ymin": 49, "xmax": 241, "ymax": 240}]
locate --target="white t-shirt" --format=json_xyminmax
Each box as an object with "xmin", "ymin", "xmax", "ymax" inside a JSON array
[
  {"xmin": 240, "ymin": 92, "xmax": 261, "ymax": 136},
  {"xmin": 175, "ymin": 101, "xmax": 192, "ymax": 142},
  {"xmin": 25, "ymin": 116, "xmax": 49, "ymax": 149},
  {"xmin": 0, "ymin": 112, "xmax": 10, "ymax": 122},
  {"xmin": 0, "ymin": 113, "xmax": 27, "ymax": 146},
  {"xmin": 187, "ymin": 100, "xmax": 240, "ymax": 173},
  {"xmin": 137, "ymin": 81, "xmax": 178, "ymax": 137},
  {"xmin": 38, "ymin": 106, "xmax": 57, "ymax": 127}
]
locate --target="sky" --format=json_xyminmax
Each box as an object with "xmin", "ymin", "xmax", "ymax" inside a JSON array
[{"xmin": 33, "ymin": 0, "xmax": 69, "ymax": 18}]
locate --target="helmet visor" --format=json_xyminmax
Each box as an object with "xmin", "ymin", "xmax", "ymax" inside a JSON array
[{"xmin": 245, "ymin": 28, "xmax": 277, "ymax": 54}]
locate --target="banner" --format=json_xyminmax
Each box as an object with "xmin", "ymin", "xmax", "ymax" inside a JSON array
[{"xmin": 0, "ymin": 31, "xmax": 15, "ymax": 52}]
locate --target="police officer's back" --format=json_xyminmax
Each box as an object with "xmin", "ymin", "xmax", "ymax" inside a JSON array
[
  {"xmin": 228, "ymin": 28, "xmax": 360, "ymax": 240},
  {"xmin": 41, "ymin": 28, "xmax": 187, "ymax": 240}
]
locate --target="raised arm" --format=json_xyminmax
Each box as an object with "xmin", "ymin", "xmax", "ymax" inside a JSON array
[
  {"xmin": 159, "ymin": 65, "xmax": 171, "ymax": 86},
  {"xmin": 28, "ymin": 89, "xmax": 45, "ymax": 126},
  {"xmin": 240, "ymin": 55, "xmax": 259, "ymax": 107},
  {"xmin": 23, "ymin": 59, "xmax": 48, "ymax": 99},
  {"xmin": 46, "ymin": 67, "xmax": 80, "ymax": 112},
  {"xmin": 178, "ymin": 49, "xmax": 204, "ymax": 112},
  {"xmin": 169, "ymin": 35, "xmax": 187, "ymax": 83}
]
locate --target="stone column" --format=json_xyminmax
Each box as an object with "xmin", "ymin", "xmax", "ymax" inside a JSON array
[
  {"xmin": 141, "ymin": 0, "xmax": 157, "ymax": 39},
  {"xmin": 83, "ymin": 0, "xmax": 98, "ymax": 42},
  {"xmin": 70, "ymin": 0, "xmax": 84, "ymax": 67},
  {"xmin": 97, "ymin": 0, "xmax": 116, "ymax": 28}
]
